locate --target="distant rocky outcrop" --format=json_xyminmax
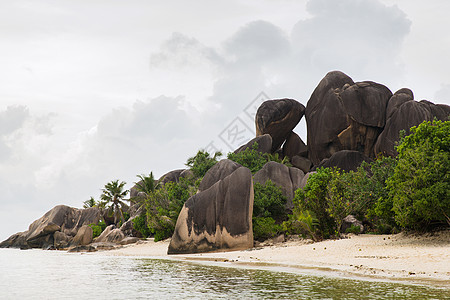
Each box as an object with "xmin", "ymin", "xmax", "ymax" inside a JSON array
[
  {"xmin": 0, "ymin": 205, "xmax": 101, "ymax": 249},
  {"xmin": 168, "ymin": 167, "xmax": 254, "ymax": 254}
]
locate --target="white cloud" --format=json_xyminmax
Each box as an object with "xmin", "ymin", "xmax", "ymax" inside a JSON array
[{"xmin": 2, "ymin": 0, "xmax": 450, "ymax": 242}]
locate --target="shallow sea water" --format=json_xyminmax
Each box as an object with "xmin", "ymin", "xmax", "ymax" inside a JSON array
[{"xmin": 0, "ymin": 248, "xmax": 448, "ymax": 299}]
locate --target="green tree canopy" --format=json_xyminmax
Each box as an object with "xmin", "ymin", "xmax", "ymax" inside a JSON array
[
  {"xmin": 100, "ymin": 180, "xmax": 129, "ymax": 225},
  {"xmin": 186, "ymin": 150, "xmax": 222, "ymax": 178},
  {"xmin": 83, "ymin": 196, "xmax": 97, "ymax": 209},
  {"xmin": 387, "ymin": 119, "xmax": 450, "ymax": 228}
]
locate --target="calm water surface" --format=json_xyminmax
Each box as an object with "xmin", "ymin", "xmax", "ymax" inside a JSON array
[{"xmin": 0, "ymin": 248, "xmax": 448, "ymax": 299}]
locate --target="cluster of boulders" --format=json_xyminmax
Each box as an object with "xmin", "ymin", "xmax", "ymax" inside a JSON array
[
  {"xmin": 2, "ymin": 70, "xmax": 448, "ymax": 254},
  {"xmin": 0, "ymin": 205, "xmax": 140, "ymax": 251},
  {"xmin": 167, "ymin": 70, "xmax": 449, "ymax": 254}
]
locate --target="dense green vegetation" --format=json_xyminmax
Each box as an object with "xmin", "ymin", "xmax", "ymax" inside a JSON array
[
  {"xmin": 85, "ymin": 120, "xmax": 448, "ymax": 243},
  {"xmin": 186, "ymin": 150, "xmax": 222, "ymax": 178},
  {"xmin": 89, "ymin": 220, "xmax": 107, "ymax": 238},
  {"xmin": 387, "ymin": 119, "xmax": 449, "ymax": 228},
  {"xmin": 146, "ymin": 177, "xmax": 197, "ymax": 241},
  {"xmin": 288, "ymin": 120, "xmax": 449, "ymax": 239},
  {"xmin": 227, "ymin": 142, "xmax": 291, "ymax": 173},
  {"xmin": 252, "ymin": 180, "xmax": 287, "ymax": 241}
]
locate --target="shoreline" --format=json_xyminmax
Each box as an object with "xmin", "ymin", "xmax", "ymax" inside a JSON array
[{"xmin": 93, "ymin": 231, "xmax": 450, "ymax": 288}]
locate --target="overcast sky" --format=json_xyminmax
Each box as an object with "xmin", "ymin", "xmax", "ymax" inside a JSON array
[{"xmin": 1, "ymin": 0, "xmax": 449, "ymax": 241}]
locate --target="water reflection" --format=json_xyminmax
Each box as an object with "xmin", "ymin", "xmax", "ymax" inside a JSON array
[
  {"xmin": 0, "ymin": 249, "xmax": 448, "ymax": 300},
  {"xmin": 133, "ymin": 258, "xmax": 449, "ymax": 299}
]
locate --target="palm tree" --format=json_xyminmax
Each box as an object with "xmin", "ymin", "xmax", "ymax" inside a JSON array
[
  {"xmin": 100, "ymin": 180, "xmax": 129, "ymax": 225},
  {"xmin": 135, "ymin": 172, "xmax": 160, "ymax": 196},
  {"xmin": 83, "ymin": 196, "xmax": 97, "ymax": 208}
]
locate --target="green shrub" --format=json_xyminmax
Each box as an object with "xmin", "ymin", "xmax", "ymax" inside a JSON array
[
  {"xmin": 132, "ymin": 214, "xmax": 151, "ymax": 238},
  {"xmin": 228, "ymin": 142, "xmax": 292, "ymax": 174},
  {"xmin": 146, "ymin": 177, "xmax": 196, "ymax": 241},
  {"xmin": 293, "ymin": 167, "xmax": 336, "ymax": 238},
  {"xmin": 186, "ymin": 150, "xmax": 222, "ymax": 178},
  {"xmin": 283, "ymin": 210, "xmax": 319, "ymax": 241},
  {"xmin": 253, "ymin": 180, "xmax": 287, "ymax": 220},
  {"xmin": 345, "ymin": 224, "xmax": 362, "ymax": 234},
  {"xmin": 253, "ymin": 217, "xmax": 282, "ymax": 241},
  {"xmin": 89, "ymin": 220, "xmax": 107, "ymax": 238},
  {"xmin": 118, "ymin": 212, "xmax": 130, "ymax": 228},
  {"xmin": 387, "ymin": 119, "xmax": 450, "ymax": 229},
  {"xmin": 228, "ymin": 143, "xmax": 268, "ymax": 173},
  {"xmin": 252, "ymin": 180, "xmax": 287, "ymax": 241}
]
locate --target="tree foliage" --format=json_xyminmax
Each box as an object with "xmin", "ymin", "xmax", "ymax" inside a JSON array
[
  {"xmin": 83, "ymin": 197, "xmax": 97, "ymax": 209},
  {"xmin": 186, "ymin": 150, "xmax": 222, "ymax": 178},
  {"xmin": 135, "ymin": 172, "xmax": 160, "ymax": 196},
  {"xmin": 252, "ymin": 180, "xmax": 287, "ymax": 241},
  {"xmin": 146, "ymin": 177, "xmax": 196, "ymax": 241},
  {"xmin": 99, "ymin": 180, "xmax": 129, "ymax": 225},
  {"xmin": 387, "ymin": 119, "xmax": 450, "ymax": 228},
  {"xmin": 227, "ymin": 142, "xmax": 291, "ymax": 174},
  {"xmin": 291, "ymin": 156, "xmax": 397, "ymax": 238}
]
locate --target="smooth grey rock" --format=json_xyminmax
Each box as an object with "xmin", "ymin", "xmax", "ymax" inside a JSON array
[
  {"xmin": 120, "ymin": 237, "xmax": 139, "ymax": 245},
  {"xmin": 306, "ymin": 71, "xmax": 392, "ymax": 164},
  {"xmin": 1, "ymin": 205, "xmax": 101, "ymax": 249},
  {"xmin": 168, "ymin": 167, "xmax": 254, "ymax": 254},
  {"xmin": 198, "ymin": 159, "xmax": 242, "ymax": 192},
  {"xmin": 253, "ymin": 161, "xmax": 304, "ymax": 208},
  {"xmin": 282, "ymin": 131, "xmax": 308, "ymax": 158},
  {"xmin": 234, "ymin": 134, "xmax": 273, "ymax": 154},
  {"xmin": 341, "ymin": 215, "xmax": 364, "ymax": 233},
  {"xmin": 54, "ymin": 231, "xmax": 72, "ymax": 249},
  {"xmin": 314, "ymin": 150, "xmax": 372, "ymax": 172},
  {"xmin": 374, "ymin": 100, "xmax": 450, "ymax": 157},
  {"xmin": 291, "ymin": 155, "xmax": 312, "ymax": 173},
  {"xmin": 299, "ymin": 171, "xmax": 316, "ymax": 190},
  {"xmin": 94, "ymin": 225, "xmax": 115, "ymax": 243},
  {"xmin": 71, "ymin": 225, "xmax": 93, "ymax": 246}
]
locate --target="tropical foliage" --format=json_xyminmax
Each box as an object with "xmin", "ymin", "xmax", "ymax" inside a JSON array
[
  {"xmin": 99, "ymin": 180, "xmax": 129, "ymax": 225},
  {"xmin": 186, "ymin": 150, "xmax": 222, "ymax": 178},
  {"xmin": 386, "ymin": 119, "xmax": 449, "ymax": 228},
  {"xmin": 83, "ymin": 197, "xmax": 98, "ymax": 208},
  {"xmin": 145, "ymin": 177, "xmax": 197, "ymax": 241},
  {"xmin": 227, "ymin": 142, "xmax": 291, "ymax": 174},
  {"xmin": 89, "ymin": 220, "xmax": 107, "ymax": 238},
  {"xmin": 252, "ymin": 180, "xmax": 287, "ymax": 240}
]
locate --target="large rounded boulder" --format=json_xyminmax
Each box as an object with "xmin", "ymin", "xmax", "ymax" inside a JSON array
[
  {"xmin": 198, "ymin": 159, "xmax": 242, "ymax": 192},
  {"xmin": 234, "ymin": 134, "xmax": 273, "ymax": 154},
  {"xmin": 305, "ymin": 71, "xmax": 354, "ymax": 165},
  {"xmin": 305, "ymin": 71, "xmax": 392, "ymax": 164},
  {"xmin": 256, "ymin": 99, "xmax": 305, "ymax": 152},
  {"xmin": 313, "ymin": 150, "xmax": 373, "ymax": 172},
  {"xmin": 168, "ymin": 167, "xmax": 254, "ymax": 254},
  {"xmin": 374, "ymin": 100, "xmax": 450, "ymax": 156}
]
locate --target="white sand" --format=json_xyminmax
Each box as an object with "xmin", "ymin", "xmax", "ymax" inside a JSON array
[{"xmin": 97, "ymin": 231, "xmax": 450, "ymax": 286}]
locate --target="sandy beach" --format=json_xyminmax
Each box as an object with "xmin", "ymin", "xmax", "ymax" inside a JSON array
[{"xmin": 96, "ymin": 230, "xmax": 450, "ymax": 287}]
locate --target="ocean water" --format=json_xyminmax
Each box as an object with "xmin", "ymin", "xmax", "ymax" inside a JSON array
[{"xmin": 0, "ymin": 249, "xmax": 448, "ymax": 299}]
